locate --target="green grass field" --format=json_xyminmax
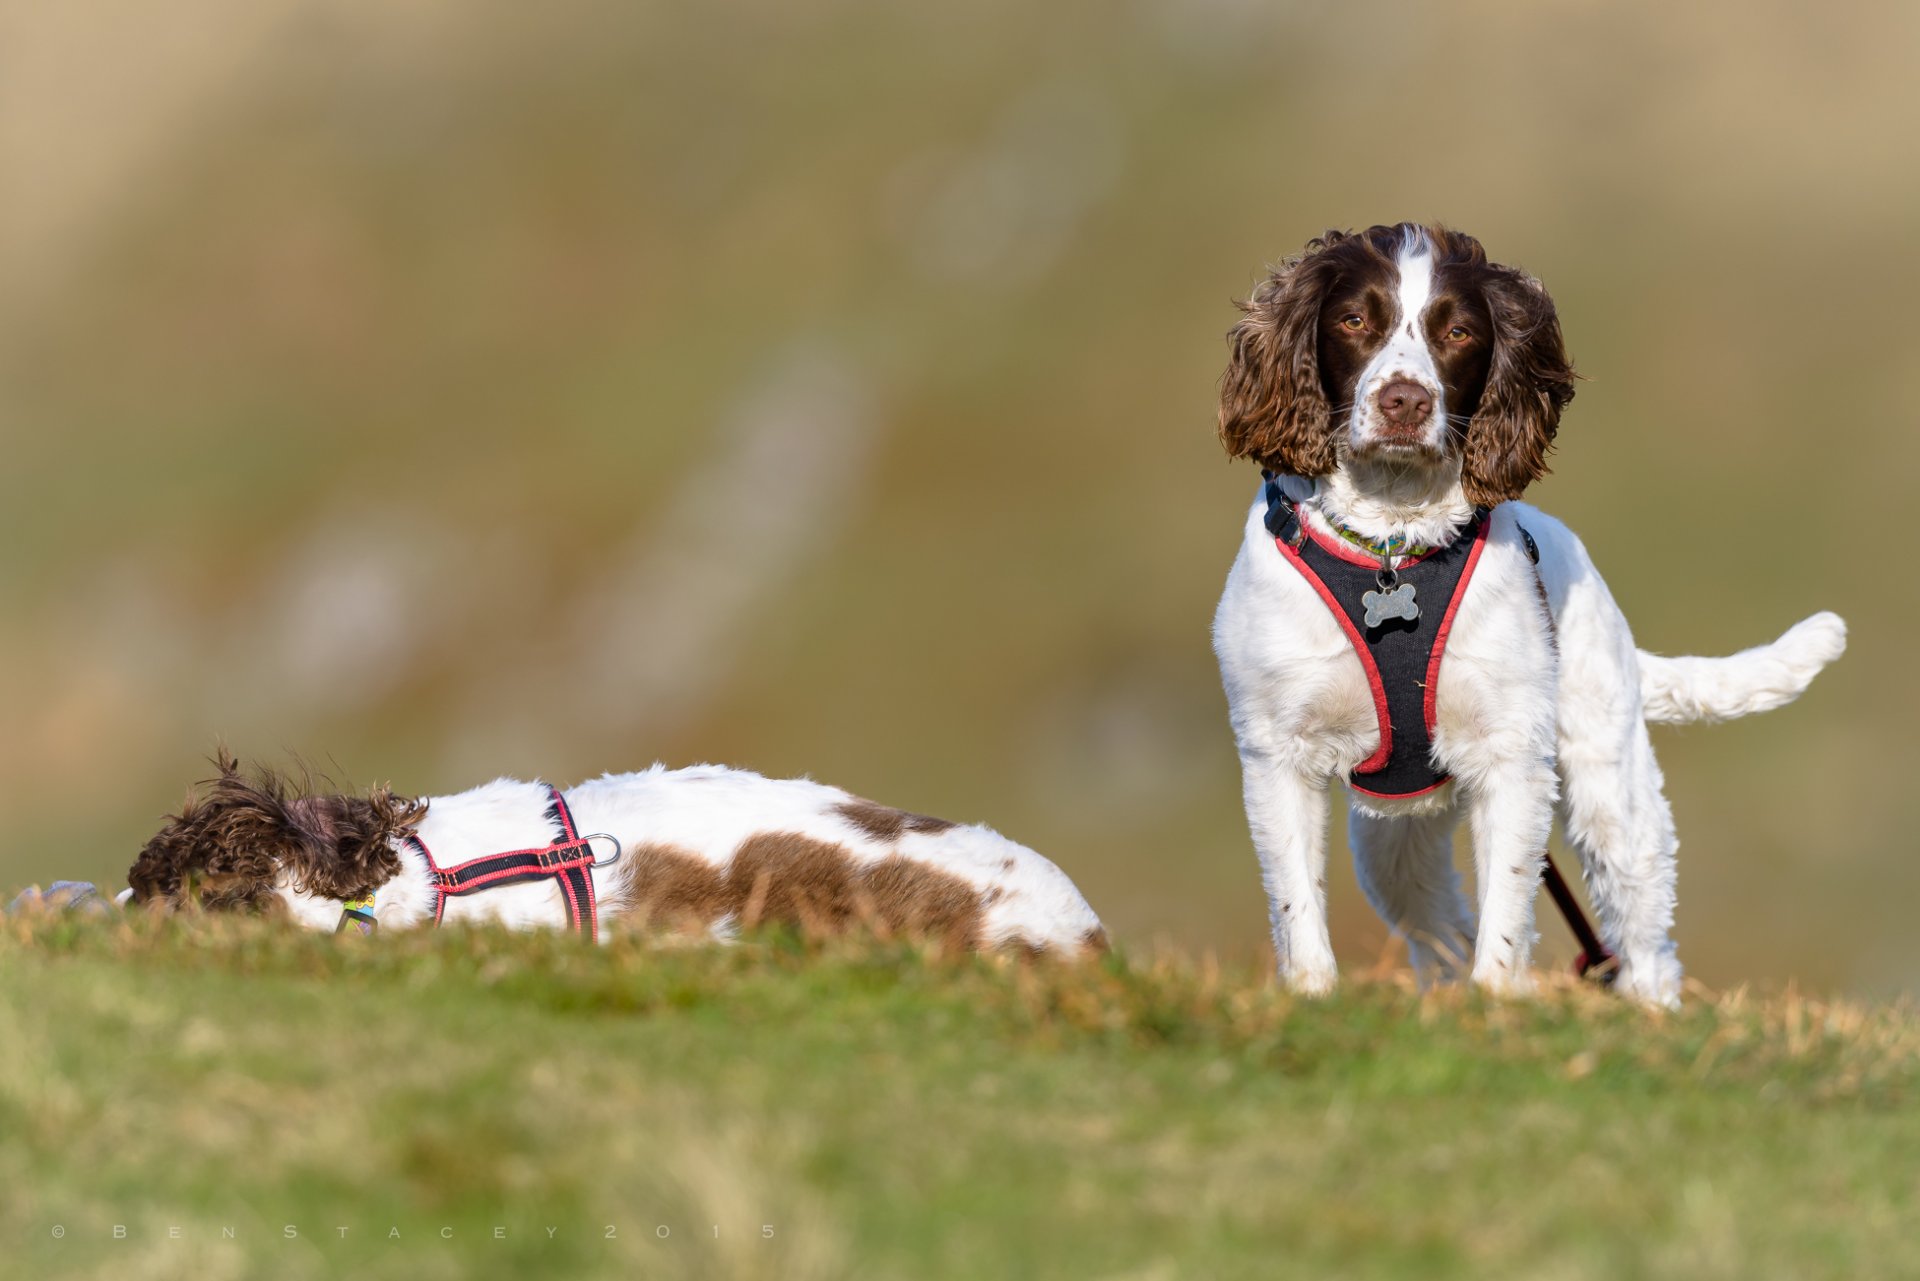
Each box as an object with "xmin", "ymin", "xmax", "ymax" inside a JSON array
[{"xmin": 5, "ymin": 915, "xmax": 1915, "ymax": 1280}]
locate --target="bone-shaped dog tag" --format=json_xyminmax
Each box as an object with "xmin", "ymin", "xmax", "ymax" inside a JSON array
[{"xmin": 1362, "ymin": 582, "xmax": 1420, "ymax": 628}]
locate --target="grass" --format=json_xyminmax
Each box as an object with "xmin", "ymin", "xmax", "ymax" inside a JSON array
[{"xmin": 3, "ymin": 915, "xmax": 1916, "ymax": 1281}]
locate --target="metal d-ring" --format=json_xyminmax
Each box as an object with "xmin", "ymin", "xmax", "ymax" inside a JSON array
[{"xmin": 582, "ymin": 833, "xmax": 623, "ymax": 868}]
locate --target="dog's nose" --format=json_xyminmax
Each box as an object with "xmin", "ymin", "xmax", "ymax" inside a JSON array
[{"xmin": 1376, "ymin": 380, "xmax": 1434, "ymax": 428}]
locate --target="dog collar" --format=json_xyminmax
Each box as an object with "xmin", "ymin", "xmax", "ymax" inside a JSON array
[
  {"xmin": 335, "ymin": 895, "xmax": 378, "ymax": 935},
  {"xmin": 1327, "ymin": 522, "xmax": 1433, "ymax": 561},
  {"xmin": 1256, "ymin": 472, "xmax": 1439, "ymax": 561}
]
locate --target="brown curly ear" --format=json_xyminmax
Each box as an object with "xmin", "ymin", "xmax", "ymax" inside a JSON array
[
  {"xmin": 128, "ymin": 764, "xmax": 292, "ymax": 912},
  {"xmin": 1461, "ymin": 268, "xmax": 1576, "ymax": 506},
  {"xmin": 278, "ymin": 785, "xmax": 424, "ymax": 902},
  {"xmin": 1218, "ymin": 232, "xmax": 1347, "ymax": 477}
]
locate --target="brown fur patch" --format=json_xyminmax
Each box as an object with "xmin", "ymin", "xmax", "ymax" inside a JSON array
[
  {"xmin": 612, "ymin": 829, "xmax": 988, "ymax": 950},
  {"xmin": 857, "ymin": 853, "xmax": 986, "ymax": 951},
  {"xmin": 615, "ymin": 842, "xmax": 732, "ymax": 929},
  {"xmin": 832, "ymin": 799, "xmax": 958, "ymax": 843},
  {"xmin": 729, "ymin": 832, "xmax": 867, "ymax": 932}
]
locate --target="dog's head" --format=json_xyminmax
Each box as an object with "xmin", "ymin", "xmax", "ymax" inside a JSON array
[
  {"xmin": 1218, "ymin": 223, "xmax": 1576, "ymax": 506},
  {"xmin": 126, "ymin": 750, "xmax": 423, "ymax": 916}
]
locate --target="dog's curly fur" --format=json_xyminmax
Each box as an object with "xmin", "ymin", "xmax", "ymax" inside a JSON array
[{"xmin": 127, "ymin": 749, "xmax": 425, "ymax": 912}]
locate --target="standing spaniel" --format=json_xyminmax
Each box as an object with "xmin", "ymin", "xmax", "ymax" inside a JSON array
[{"xmin": 1212, "ymin": 223, "xmax": 1844, "ymax": 1006}]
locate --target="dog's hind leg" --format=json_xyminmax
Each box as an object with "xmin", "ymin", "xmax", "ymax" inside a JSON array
[
  {"xmin": 1555, "ymin": 705, "xmax": 1682, "ymax": 1007},
  {"xmin": 1515, "ymin": 505, "xmax": 1684, "ymax": 1006},
  {"xmin": 1349, "ymin": 801, "xmax": 1475, "ymax": 984}
]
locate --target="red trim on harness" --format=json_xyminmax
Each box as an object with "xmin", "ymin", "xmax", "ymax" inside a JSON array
[
  {"xmin": 1350, "ymin": 776, "xmax": 1452, "ymax": 801},
  {"xmin": 1273, "ymin": 534, "xmax": 1393, "ymax": 774},
  {"xmin": 411, "ymin": 785, "xmax": 599, "ymax": 938},
  {"xmin": 432, "ymin": 854, "xmax": 595, "ymax": 894},
  {"xmin": 545, "ymin": 788, "xmax": 598, "ymax": 931},
  {"xmin": 426, "ymin": 841, "xmax": 592, "ymax": 877},
  {"xmin": 1421, "ymin": 517, "xmax": 1492, "ymax": 734}
]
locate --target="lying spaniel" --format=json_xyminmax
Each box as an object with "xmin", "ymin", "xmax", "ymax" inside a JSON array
[
  {"xmin": 1213, "ymin": 223, "xmax": 1845, "ymax": 1006},
  {"xmin": 123, "ymin": 751, "xmax": 1107, "ymax": 954}
]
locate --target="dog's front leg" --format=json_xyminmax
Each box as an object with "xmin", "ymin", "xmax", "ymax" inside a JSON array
[
  {"xmin": 1463, "ymin": 756, "xmax": 1557, "ymax": 995},
  {"xmin": 1239, "ymin": 755, "xmax": 1337, "ymax": 994}
]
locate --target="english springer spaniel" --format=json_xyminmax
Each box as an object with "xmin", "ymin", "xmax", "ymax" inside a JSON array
[
  {"xmin": 1212, "ymin": 223, "xmax": 1845, "ymax": 1006},
  {"xmin": 124, "ymin": 751, "xmax": 1106, "ymax": 955}
]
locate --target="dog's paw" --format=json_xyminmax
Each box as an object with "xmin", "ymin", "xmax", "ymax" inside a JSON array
[
  {"xmin": 1283, "ymin": 964, "xmax": 1339, "ymax": 997},
  {"xmin": 1614, "ymin": 949, "xmax": 1684, "ymax": 1010},
  {"xmin": 1469, "ymin": 965, "xmax": 1537, "ymax": 999}
]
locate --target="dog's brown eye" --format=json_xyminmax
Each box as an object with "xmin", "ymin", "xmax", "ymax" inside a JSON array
[
  {"xmin": 1340, "ymin": 314, "xmax": 1367, "ymax": 332},
  {"xmin": 1447, "ymin": 325, "xmax": 1472, "ymax": 343}
]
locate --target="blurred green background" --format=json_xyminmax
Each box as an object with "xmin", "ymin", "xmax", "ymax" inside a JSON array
[{"xmin": 1, "ymin": 0, "xmax": 1909, "ymax": 993}]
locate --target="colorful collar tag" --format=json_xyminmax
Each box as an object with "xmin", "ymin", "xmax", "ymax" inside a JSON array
[{"xmin": 335, "ymin": 896, "xmax": 378, "ymax": 936}]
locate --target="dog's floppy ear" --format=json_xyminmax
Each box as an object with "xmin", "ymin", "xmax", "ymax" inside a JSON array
[
  {"xmin": 1460, "ymin": 267, "xmax": 1576, "ymax": 506},
  {"xmin": 279, "ymin": 786, "xmax": 423, "ymax": 903},
  {"xmin": 128, "ymin": 762, "xmax": 290, "ymax": 912},
  {"xmin": 1218, "ymin": 231, "xmax": 1347, "ymax": 478}
]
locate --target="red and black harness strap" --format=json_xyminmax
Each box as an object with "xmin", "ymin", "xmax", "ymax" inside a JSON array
[
  {"xmin": 1264, "ymin": 479, "xmax": 1489, "ymax": 800},
  {"xmin": 408, "ymin": 786, "xmax": 606, "ymax": 940}
]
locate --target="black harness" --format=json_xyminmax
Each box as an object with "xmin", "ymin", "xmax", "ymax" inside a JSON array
[
  {"xmin": 336, "ymin": 786, "xmax": 620, "ymax": 940},
  {"xmin": 1263, "ymin": 478, "xmax": 1491, "ymax": 800}
]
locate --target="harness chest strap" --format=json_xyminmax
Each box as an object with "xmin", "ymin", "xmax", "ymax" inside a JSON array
[
  {"xmin": 1263, "ymin": 479, "xmax": 1490, "ymax": 800},
  {"xmin": 336, "ymin": 785, "xmax": 619, "ymax": 940}
]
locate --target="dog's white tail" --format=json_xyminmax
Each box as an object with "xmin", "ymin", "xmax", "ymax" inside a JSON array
[{"xmin": 1637, "ymin": 612, "xmax": 1847, "ymax": 725}]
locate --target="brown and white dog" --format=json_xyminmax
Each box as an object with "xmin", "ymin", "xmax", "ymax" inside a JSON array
[
  {"xmin": 1212, "ymin": 223, "xmax": 1844, "ymax": 1005},
  {"xmin": 125, "ymin": 751, "xmax": 1107, "ymax": 954}
]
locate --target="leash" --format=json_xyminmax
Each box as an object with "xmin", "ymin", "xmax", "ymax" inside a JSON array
[
  {"xmin": 337, "ymin": 785, "xmax": 622, "ymax": 940},
  {"xmin": 1541, "ymin": 853, "xmax": 1616, "ymax": 983}
]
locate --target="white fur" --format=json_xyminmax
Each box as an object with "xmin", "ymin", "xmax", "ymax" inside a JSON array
[
  {"xmin": 1348, "ymin": 230, "xmax": 1449, "ymax": 457},
  {"xmin": 1215, "ymin": 483, "xmax": 1844, "ymax": 1007},
  {"xmin": 274, "ymin": 764, "xmax": 1104, "ymax": 953},
  {"xmin": 1638, "ymin": 612, "xmax": 1847, "ymax": 724}
]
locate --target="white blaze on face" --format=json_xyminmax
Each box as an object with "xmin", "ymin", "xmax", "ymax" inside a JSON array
[{"xmin": 1349, "ymin": 228, "xmax": 1447, "ymax": 452}]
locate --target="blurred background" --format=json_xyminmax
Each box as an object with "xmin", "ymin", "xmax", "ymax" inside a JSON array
[{"xmin": 2, "ymin": 0, "xmax": 1911, "ymax": 993}]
